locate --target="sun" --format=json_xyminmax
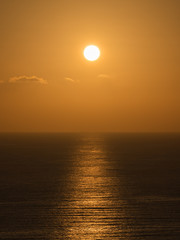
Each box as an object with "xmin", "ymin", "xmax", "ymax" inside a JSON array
[{"xmin": 84, "ymin": 45, "xmax": 100, "ymax": 61}]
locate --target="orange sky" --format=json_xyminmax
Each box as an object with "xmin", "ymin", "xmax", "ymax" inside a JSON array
[{"xmin": 0, "ymin": 0, "xmax": 180, "ymax": 132}]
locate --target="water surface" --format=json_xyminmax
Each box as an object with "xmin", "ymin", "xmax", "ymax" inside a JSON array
[{"xmin": 0, "ymin": 133, "xmax": 180, "ymax": 239}]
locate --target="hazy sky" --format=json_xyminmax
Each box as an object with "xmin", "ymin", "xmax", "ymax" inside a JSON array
[{"xmin": 0, "ymin": 0, "xmax": 180, "ymax": 132}]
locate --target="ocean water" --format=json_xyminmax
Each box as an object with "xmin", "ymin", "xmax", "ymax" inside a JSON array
[{"xmin": 0, "ymin": 133, "xmax": 180, "ymax": 239}]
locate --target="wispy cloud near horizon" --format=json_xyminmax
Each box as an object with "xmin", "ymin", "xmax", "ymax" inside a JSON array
[
  {"xmin": 97, "ymin": 74, "xmax": 111, "ymax": 79},
  {"xmin": 64, "ymin": 77, "xmax": 79, "ymax": 83},
  {"xmin": 9, "ymin": 75, "xmax": 47, "ymax": 84}
]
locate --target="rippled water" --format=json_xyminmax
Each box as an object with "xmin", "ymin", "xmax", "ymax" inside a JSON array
[{"xmin": 0, "ymin": 133, "xmax": 180, "ymax": 239}]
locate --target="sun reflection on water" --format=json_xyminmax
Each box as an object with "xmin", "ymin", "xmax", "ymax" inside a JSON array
[{"xmin": 55, "ymin": 136, "xmax": 127, "ymax": 239}]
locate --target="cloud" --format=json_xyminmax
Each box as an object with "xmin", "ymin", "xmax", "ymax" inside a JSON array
[
  {"xmin": 9, "ymin": 75, "xmax": 47, "ymax": 84},
  {"xmin": 64, "ymin": 77, "xmax": 79, "ymax": 83},
  {"xmin": 97, "ymin": 74, "xmax": 111, "ymax": 79}
]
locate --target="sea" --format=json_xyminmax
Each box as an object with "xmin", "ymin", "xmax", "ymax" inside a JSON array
[{"xmin": 0, "ymin": 133, "xmax": 180, "ymax": 240}]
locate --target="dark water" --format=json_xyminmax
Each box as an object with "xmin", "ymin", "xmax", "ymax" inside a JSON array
[{"xmin": 0, "ymin": 133, "xmax": 180, "ymax": 239}]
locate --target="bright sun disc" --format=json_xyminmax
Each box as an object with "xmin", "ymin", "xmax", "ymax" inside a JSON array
[{"xmin": 84, "ymin": 45, "xmax": 100, "ymax": 61}]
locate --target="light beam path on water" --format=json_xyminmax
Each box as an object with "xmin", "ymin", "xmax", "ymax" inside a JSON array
[{"xmin": 53, "ymin": 136, "xmax": 128, "ymax": 239}]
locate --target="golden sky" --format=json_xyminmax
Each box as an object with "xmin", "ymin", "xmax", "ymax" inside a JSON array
[{"xmin": 0, "ymin": 0, "xmax": 180, "ymax": 132}]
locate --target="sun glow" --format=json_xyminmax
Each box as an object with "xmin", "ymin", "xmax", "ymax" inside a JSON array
[{"xmin": 84, "ymin": 45, "xmax": 100, "ymax": 61}]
